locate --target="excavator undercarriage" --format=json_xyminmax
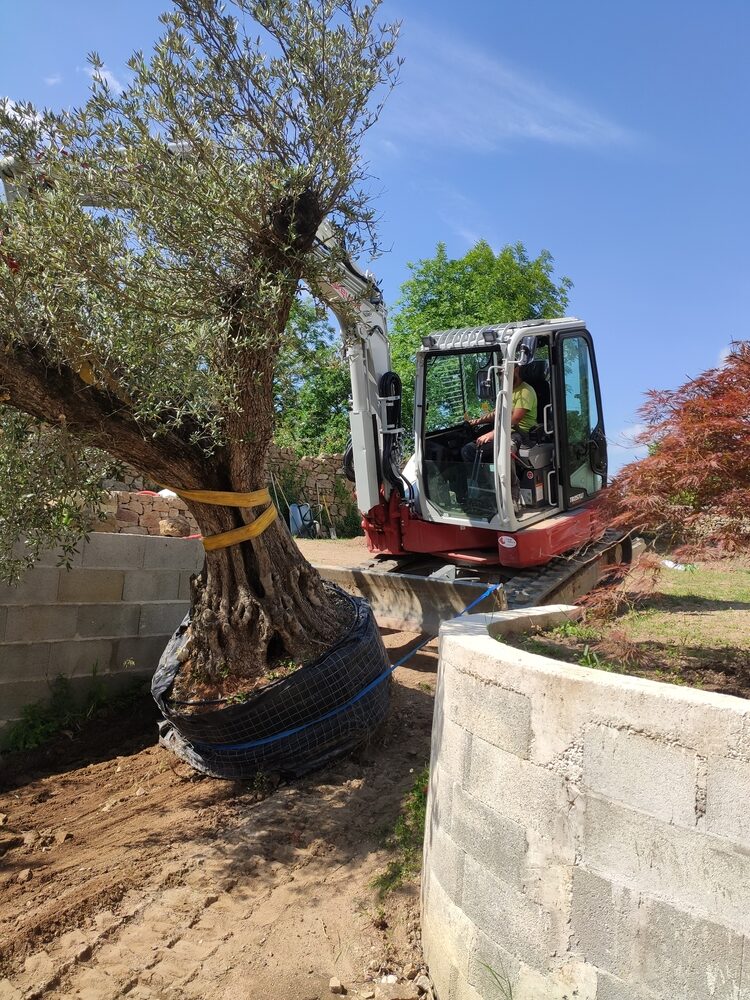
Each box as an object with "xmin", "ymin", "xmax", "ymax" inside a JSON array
[{"xmin": 313, "ymin": 529, "xmax": 634, "ymax": 633}]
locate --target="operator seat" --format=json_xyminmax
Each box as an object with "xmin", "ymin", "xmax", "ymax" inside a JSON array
[
  {"xmin": 519, "ymin": 359, "xmax": 550, "ymax": 422},
  {"xmin": 516, "ymin": 358, "xmax": 556, "ymax": 508}
]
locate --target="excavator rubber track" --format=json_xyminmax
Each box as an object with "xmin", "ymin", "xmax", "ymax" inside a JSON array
[{"xmin": 314, "ymin": 530, "xmax": 633, "ymax": 633}]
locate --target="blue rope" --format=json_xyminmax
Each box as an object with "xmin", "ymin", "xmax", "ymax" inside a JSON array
[{"xmin": 193, "ymin": 582, "xmax": 501, "ymax": 753}]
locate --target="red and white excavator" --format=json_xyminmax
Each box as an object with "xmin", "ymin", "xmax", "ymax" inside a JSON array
[{"xmin": 317, "ymin": 221, "xmax": 616, "ymax": 575}]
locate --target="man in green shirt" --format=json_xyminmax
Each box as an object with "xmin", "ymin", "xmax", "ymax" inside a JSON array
[{"xmin": 461, "ymin": 365, "xmax": 538, "ymax": 502}]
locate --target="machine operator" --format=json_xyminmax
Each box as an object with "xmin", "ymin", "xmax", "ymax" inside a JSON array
[{"xmin": 461, "ymin": 365, "xmax": 537, "ymax": 502}]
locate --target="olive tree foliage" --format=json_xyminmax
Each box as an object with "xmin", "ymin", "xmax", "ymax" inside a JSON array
[
  {"xmin": 0, "ymin": 0, "xmax": 400, "ymax": 682},
  {"xmin": 390, "ymin": 240, "xmax": 572, "ymax": 431}
]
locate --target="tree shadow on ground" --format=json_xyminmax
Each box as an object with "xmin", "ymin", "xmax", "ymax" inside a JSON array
[
  {"xmin": 637, "ymin": 593, "xmax": 750, "ymax": 614},
  {"xmin": 0, "ymin": 691, "xmax": 161, "ymax": 794}
]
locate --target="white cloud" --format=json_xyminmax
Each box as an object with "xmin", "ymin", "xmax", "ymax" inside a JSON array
[
  {"xmin": 717, "ymin": 344, "xmax": 732, "ymax": 367},
  {"xmin": 44, "ymin": 74, "xmax": 62, "ymax": 87},
  {"xmin": 385, "ymin": 23, "xmax": 635, "ymax": 153},
  {"xmin": 608, "ymin": 422, "xmax": 649, "ymax": 474},
  {"xmin": 82, "ymin": 65, "xmax": 124, "ymax": 95},
  {"xmin": 456, "ymin": 226, "xmax": 480, "ymax": 247}
]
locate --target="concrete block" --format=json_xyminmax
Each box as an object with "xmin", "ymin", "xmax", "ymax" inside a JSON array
[
  {"xmin": 48, "ymin": 639, "xmax": 117, "ymax": 678},
  {"xmin": 0, "ymin": 641, "xmax": 52, "ymax": 682},
  {"xmin": 431, "ymin": 704, "xmax": 472, "ymax": 785},
  {"xmin": 427, "ymin": 758, "xmax": 455, "ymax": 837},
  {"xmin": 421, "ymin": 868, "xmax": 476, "ymax": 983},
  {"xmin": 0, "ymin": 568, "xmax": 60, "ymax": 605},
  {"xmin": 453, "ymin": 976, "xmax": 483, "ymax": 1000},
  {"xmin": 177, "ymin": 571, "xmax": 194, "ymax": 602},
  {"xmin": 466, "ymin": 735, "xmax": 574, "ymax": 857},
  {"xmin": 706, "ymin": 757, "xmax": 750, "ymax": 847},
  {"xmin": 30, "ymin": 545, "xmax": 84, "ymax": 568},
  {"xmin": 81, "ymin": 533, "xmax": 146, "ymax": 569},
  {"xmin": 571, "ymin": 867, "xmax": 743, "ymax": 999},
  {"xmin": 425, "ymin": 825, "xmax": 465, "ymax": 905},
  {"xmin": 596, "ymin": 972, "xmax": 659, "ymax": 1000},
  {"xmin": 439, "ymin": 629, "xmax": 750, "ymax": 766},
  {"xmin": 4, "ymin": 605, "xmax": 78, "ymax": 643},
  {"xmin": 0, "ymin": 676, "xmax": 63, "ymax": 724},
  {"xmin": 742, "ymin": 942, "xmax": 750, "ymax": 1000},
  {"xmin": 446, "ymin": 668, "xmax": 531, "ymax": 759},
  {"xmin": 583, "ymin": 724, "xmax": 698, "ymax": 827},
  {"xmin": 115, "ymin": 635, "xmax": 170, "ymax": 673},
  {"xmin": 138, "ymin": 602, "xmax": 187, "ymax": 637},
  {"xmin": 570, "ymin": 867, "xmax": 621, "ymax": 976},
  {"xmin": 451, "ymin": 784, "xmax": 527, "ymax": 890},
  {"xmin": 142, "ymin": 536, "xmax": 204, "ymax": 572},
  {"xmin": 57, "ymin": 569, "xmax": 124, "ymax": 603},
  {"xmin": 121, "ymin": 571, "xmax": 183, "ymax": 603},
  {"xmin": 461, "ymin": 855, "xmax": 560, "ymax": 972},
  {"xmin": 76, "ymin": 604, "xmax": 141, "ymax": 639},
  {"xmin": 583, "ymin": 796, "xmax": 750, "ymax": 936},
  {"xmin": 467, "ymin": 931, "xmax": 520, "ymax": 1000}
]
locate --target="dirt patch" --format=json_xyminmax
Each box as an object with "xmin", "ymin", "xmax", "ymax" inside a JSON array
[
  {"xmin": 0, "ymin": 628, "xmax": 438, "ymax": 1000},
  {"xmin": 296, "ymin": 536, "xmax": 371, "ymax": 568},
  {"xmin": 509, "ymin": 558, "xmax": 750, "ymax": 698}
]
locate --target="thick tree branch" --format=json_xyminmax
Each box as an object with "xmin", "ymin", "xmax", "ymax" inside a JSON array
[{"xmin": 0, "ymin": 341, "xmax": 208, "ymax": 488}]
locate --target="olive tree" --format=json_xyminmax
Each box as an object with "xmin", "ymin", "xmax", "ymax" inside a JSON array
[{"xmin": 0, "ymin": 0, "xmax": 399, "ymax": 685}]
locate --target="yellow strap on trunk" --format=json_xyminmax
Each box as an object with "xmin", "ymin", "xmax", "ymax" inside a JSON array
[
  {"xmin": 202, "ymin": 502, "xmax": 278, "ymax": 552},
  {"xmin": 159, "ymin": 485, "xmax": 277, "ymax": 551},
  {"xmin": 168, "ymin": 487, "xmax": 272, "ymax": 508}
]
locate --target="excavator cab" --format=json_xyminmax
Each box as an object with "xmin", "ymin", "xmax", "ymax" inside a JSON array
[{"xmin": 411, "ymin": 319, "xmax": 607, "ymax": 544}]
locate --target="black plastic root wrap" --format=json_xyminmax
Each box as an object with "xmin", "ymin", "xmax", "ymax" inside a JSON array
[{"xmin": 151, "ymin": 591, "xmax": 391, "ymax": 779}]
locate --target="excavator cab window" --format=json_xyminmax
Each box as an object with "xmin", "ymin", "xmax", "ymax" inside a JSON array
[
  {"xmin": 422, "ymin": 350, "xmax": 498, "ymax": 521},
  {"xmin": 553, "ymin": 331, "xmax": 607, "ymax": 507}
]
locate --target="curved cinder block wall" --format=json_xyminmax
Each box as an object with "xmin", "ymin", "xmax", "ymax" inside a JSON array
[{"xmin": 422, "ymin": 609, "xmax": 750, "ymax": 1000}]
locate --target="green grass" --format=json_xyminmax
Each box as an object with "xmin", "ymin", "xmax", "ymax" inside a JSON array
[
  {"xmin": 372, "ymin": 765, "xmax": 429, "ymax": 896},
  {"xmin": 657, "ymin": 564, "xmax": 750, "ymax": 603},
  {"xmin": 504, "ymin": 560, "xmax": 750, "ymax": 696},
  {"xmin": 549, "ymin": 619, "xmax": 601, "ymax": 643},
  {"xmin": 480, "ymin": 962, "xmax": 514, "ymax": 1000}
]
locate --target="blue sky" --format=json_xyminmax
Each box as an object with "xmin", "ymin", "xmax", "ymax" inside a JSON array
[{"xmin": 3, "ymin": 1, "xmax": 749, "ymax": 471}]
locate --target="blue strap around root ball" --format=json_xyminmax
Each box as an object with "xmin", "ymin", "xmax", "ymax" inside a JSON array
[{"xmin": 192, "ymin": 583, "xmax": 501, "ymax": 754}]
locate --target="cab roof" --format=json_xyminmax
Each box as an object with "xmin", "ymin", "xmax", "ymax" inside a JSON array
[{"xmin": 418, "ymin": 316, "xmax": 585, "ymax": 353}]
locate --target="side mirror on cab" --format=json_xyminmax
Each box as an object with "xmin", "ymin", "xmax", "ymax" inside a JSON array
[{"xmin": 476, "ymin": 368, "xmax": 495, "ymax": 402}]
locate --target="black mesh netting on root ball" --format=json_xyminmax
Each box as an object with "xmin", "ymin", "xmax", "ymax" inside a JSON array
[{"xmin": 150, "ymin": 590, "xmax": 392, "ymax": 779}]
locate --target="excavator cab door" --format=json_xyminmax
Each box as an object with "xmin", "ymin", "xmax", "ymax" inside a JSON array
[{"xmin": 552, "ymin": 329, "xmax": 607, "ymax": 509}]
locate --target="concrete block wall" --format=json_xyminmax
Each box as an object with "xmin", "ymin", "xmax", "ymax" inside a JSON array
[
  {"xmin": 0, "ymin": 534, "xmax": 203, "ymax": 733},
  {"xmin": 422, "ymin": 608, "xmax": 750, "ymax": 1000}
]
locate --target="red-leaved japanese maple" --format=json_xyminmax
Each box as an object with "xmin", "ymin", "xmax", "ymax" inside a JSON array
[{"xmin": 604, "ymin": 342, "xmax": 750, "ymax": 551}]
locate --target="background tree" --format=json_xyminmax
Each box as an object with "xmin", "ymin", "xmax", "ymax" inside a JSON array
[
  {"xmin": 274, "ymin": 299, "xmax": 350, "ymax": 455},
  {"xmin": 604, "ymin": 342, "xmax": 750, "ymax": 551},
  {"xmin": 0, "ymin": 0, "xmax": 399, "ymax": 687},
  {"xmin": 389, "ymin": 240, "xmax": 572, "ymax": 431}
]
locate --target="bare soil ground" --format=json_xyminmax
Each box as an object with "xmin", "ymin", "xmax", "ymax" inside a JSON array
[
  {"xmin": 296, "ymin": 536, "xmax": 370, "ymax": 568},
  {"xmin": 511, "ymin": 557, "xmax": 750, "ymax": 698},
  {"xmin": 0, "ymin": 627, "xmax": 438, "ymax": 1000}
]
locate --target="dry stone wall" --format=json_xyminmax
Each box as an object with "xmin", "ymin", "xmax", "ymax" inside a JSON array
[
  {"xmin": 423, "ymin": 608, "xmax": 750, "ymax": 1000},
  {"xmin": 92, "ymin": 446, "xmax": 357, "ymax": 538},
  {"xmin": 266, "ymin": 445, "xmax": 357, "ymax": 533},
  {"xmin": 95, "ymin": 490, "xmax": 200, "ymax": 536}
]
